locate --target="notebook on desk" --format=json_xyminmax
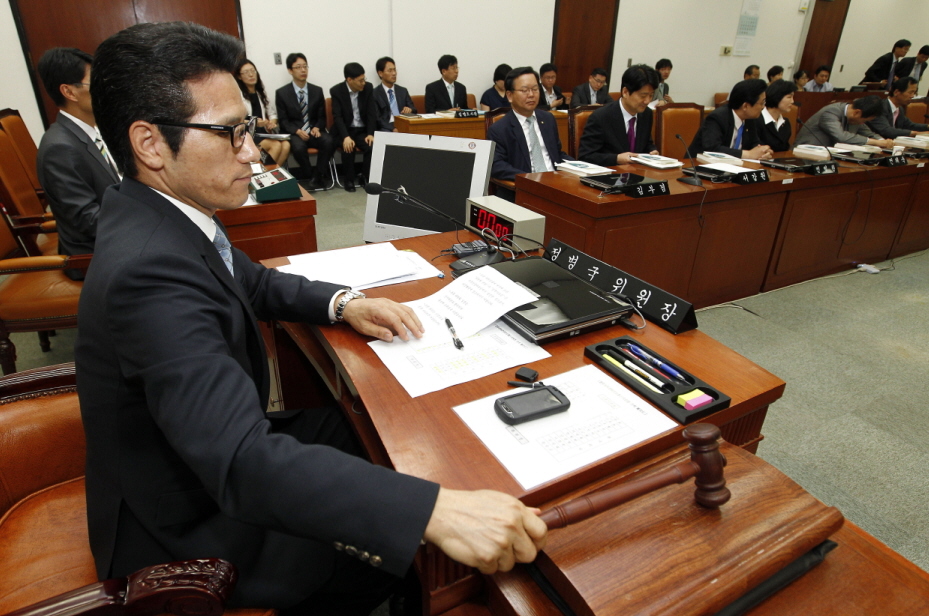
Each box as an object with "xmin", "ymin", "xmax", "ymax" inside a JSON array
[{"xmin": 479, "ymin": 257, "xmax": 633, "ymax": 344}]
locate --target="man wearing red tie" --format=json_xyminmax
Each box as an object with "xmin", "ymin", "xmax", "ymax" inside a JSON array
[{"xmin": 867, "ymin": 76, "xmax": 929, "ymax": 138}]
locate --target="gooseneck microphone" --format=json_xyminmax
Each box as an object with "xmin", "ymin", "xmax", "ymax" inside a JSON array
[
  {"xmin": 675, "ymin": 134, "xmax": 704, "ymax": 186},
  {"xmin": 364, "ymin": 182, "xmax": 464, "ymax": 230}
]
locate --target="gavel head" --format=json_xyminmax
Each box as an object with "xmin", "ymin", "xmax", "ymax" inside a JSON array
[{"xmin": 683, "ymin": 423, "xmax": 731, "ymax": 508}]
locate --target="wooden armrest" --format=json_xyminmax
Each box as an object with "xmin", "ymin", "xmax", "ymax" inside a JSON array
[
  {"xmin": 9, "ymin": 221, "xmax": 56, "ymax": 236},
  {"xmin": 0, "ymin": 254, "xmax": 91, "ymax": 274},
  {"xmin": 10, "ymin": 215, "xmax": 51, "ymax": 225},
  {"xmin": 491, "ymin": 178, "xmax": 516, "ymax": 189},
  {"xmin": 3, "ymin": 559, "xmax": 237, "ymax": 616}
]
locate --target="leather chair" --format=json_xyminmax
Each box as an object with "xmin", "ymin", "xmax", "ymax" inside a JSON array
[
  {"xmin": 609, "ymin": 91, "xmax": 621, "ymax": 101},
  {"xmin": 567, "ymin": 105, "xmax": 600, "ymax": 159},
  {"xmin": 906, "ymin": 98, "xmax": 928, "ymax": 124},
  {"xmin": 655, "ymin": 103, "xmax": 705, "ymax": 160},
  {"xmin": 0, "ymin": 109, "xmax": 42, "ymax": 198},
  {"xmin": 714, "ymin": 92, "xmax": 728, "ymax": 107},
  {"xmin": 410, "ymin": 94, "xmax": 425, "ymax": 113},
  {"xmin": 783, "ymin": 102, "xmax": 800, "ymax": 146},
  {"xmin": 483, "ymin": 108, "xmax": 514, "ymax": 196},
  {"xmin": 466, "ymin": 93, "xmax": 476, "ymax": 110},
  {"xmin": 0, "ymin": 130, "xmax": 56, "ymax": 257},
  {"xmin": 0, "ymin": 363, "xmax": 273, "ymax": 616},
  {"xmin": 296, "ymin": 99, "xmax": 337, "ymax": 191},
  {"xmin": 0, "ymin": 218, "xmax": 85, "ymax": 374}
]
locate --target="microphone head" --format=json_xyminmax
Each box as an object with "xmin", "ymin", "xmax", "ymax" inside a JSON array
[
  {"xmin": 364, "ymin": 182, "xmax": 384, "ymax": 195},
  {"xmin": 675, "ymin": 134, "xmax": 683, "ymax": 139}
]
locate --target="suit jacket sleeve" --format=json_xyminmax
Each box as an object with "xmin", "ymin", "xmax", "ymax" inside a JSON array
[
  {"xmin": 487, "ymin": 120, "xmax": 527, "ymax": 181},
  {"xmin": 642, "ymin": 110, "xmax": 657, "ymax": 153},
  {"xmin": 373, "ymin": 88, "xmax": 392, "ymax": 132},
  {"xmin": 275, "ymin": 88, "xmax": 301, "ymax": 135},
  {"xmin": 308, "ymin": 86, "xmax": 327, "ymax": 131},
  {"xmin": 424, "ymin": 82, "xmax": 439, "ymax": 113},
  {"xmin": 863, "ymin": 52, "xmax": 892, "ymax": 83},
  {"xmin": 823, "ymin": 106, "xmax": 873, "ymax": 145},
  {"xmin": 329, "ymin": 85, "xmax": 349, "ymax": 140},
  {"xmin": 456, "ymin": 83, "xmax": 469, "ymax": 109},
  {"xmin": 363, "ymin": 84, "xmax": 377, "ymax": 136},
  {"xmin": 577, "ymin": 108, "xmax": 618, "ymax": 166},
  {"xmin": 570, "ymin": 84, "xmax": 587, "ymax": 108},
  {"xmin": 695, "ymin": 109, "xmax": 742, "ymax": 158},
  {"xmin": 401, "ymin": 87, "xmax": 418, "ymax": 114}
]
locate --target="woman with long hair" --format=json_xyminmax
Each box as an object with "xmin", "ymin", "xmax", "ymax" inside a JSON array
[{"xmin": 235, "ymin": 59, "xmax": 291, "ymax": 166}]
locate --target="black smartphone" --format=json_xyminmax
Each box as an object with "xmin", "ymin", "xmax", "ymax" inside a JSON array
[{"xmin": 494, "ymin": 385, "xmax": 570, "ymax": 425}]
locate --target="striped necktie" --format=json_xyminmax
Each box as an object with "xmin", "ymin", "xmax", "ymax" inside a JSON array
[
  {"xmin": 298, "ymin": 90, "xmax": 310, "ymax": 132},
  {"xmin": 388, "ymin": 88, "xmax": 400, "ymax": 116},
  {"xmin": 213, "ymin": 225, "xmax": 234, "ymax": 277},
  {"xmin": 94, "ymin": 134, "xmax": 120, "ymax": 178},
  {"xmin": 526, "ymin": 116, "xmax": 548, "ymax": 172}
]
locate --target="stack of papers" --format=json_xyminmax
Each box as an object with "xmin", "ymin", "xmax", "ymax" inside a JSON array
[
  {"xmin": 700, "ymin": 162, "xmax": 751, "ymax": 175},
  {"xmin": 834, "ymin": 143, "xmax": 882, "ymax": 153},
  {"xmin": 632, "ymin": 154, "xmax": 684, "ymax": 169},
  {"xmin": 279, "ymin": 243, "xmax": 441, "ymax": 290},
  {"xmin": 556, "ymin": 161, "xmax": 615, "ymax": 176},
  {"xmin": 697, "ymin": 151, "xmax": 743, "ymax": 166}
]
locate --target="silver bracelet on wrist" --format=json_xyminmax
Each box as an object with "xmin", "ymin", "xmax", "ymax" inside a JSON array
[{"xmin": 335, "ymin": 289, "xmax": 366, "ymax": 322}]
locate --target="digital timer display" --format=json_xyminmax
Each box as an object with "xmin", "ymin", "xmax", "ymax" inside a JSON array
[{"xmin": 468, "ymin": 204, "xmax": 516, "ymax": 238}]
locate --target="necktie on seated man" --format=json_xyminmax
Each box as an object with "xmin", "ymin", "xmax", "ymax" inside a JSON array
[
  {"xmin": 627, "ymin": 116, "xmax": 637, "ymax": 153},
  {"xmin": 298, "ymin": 90, "xmax": 310, "ymax": 133},
  {"xmin": 526, "ymin": 116, "xmax": 548, "ymax": 173},
  {"xmin": 733, "ymin": 123, "xmax": 744, "ymax": 149},
  {"xmin": 388, "ymin": 88, "xmax": 400, "ymax": 116},
  {"xmin": 213, "ymin": 225, "xmax": 234, "ymax": 277}
]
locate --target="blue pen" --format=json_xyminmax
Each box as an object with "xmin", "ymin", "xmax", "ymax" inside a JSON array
[{"xmin": 626, "ymin": 344, "xmax": 689, "ymax": 384}]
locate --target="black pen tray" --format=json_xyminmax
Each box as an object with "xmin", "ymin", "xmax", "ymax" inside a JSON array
[{"xmin": 584, "ymin": 335, "xmax": 730, "ymax": 424}]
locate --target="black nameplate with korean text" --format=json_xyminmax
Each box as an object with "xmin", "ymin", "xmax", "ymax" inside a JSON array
[
  {"xmin": 624, "ymin": 179, "xmax": 671, "ymax": 199},
  {"xmin": 807, "ymin": 161, "xmax": 838, "ymax": 175},
  {"xmin": 455, "ymin": 109, "xmax": 479, "ymax": 118},
  {"xmin": 547, "ymin": 239, "xmax": 697, "ymax": 334},
  {"xmin": 879, "ymin": 155, "xmax": 908, "ymax": 167},
  {"xmin": 730, "ymin": 169, "xmax": 769, "ymax": 184}
]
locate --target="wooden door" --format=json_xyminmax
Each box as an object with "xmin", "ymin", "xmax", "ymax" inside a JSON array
[
  {"xmin": 551, "ymin": 0, "xmax": 621, "ymax": 98},
  {"xmin": 798, "ymin": 0, "xmax": 850, "ymax": 76}
]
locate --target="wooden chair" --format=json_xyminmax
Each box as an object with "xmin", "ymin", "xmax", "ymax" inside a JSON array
[
  {"xmin": 608, "ymin": 91, "xmax": 622, "ymax": 101},
  {"xmin": 0, "ymin": 130, "xmax": 56, "ymax": 257},
  {"xmin": 410, "ymin": 94, "xmax": 425, "ymax": 113},
  {"xmin": 295, "ymin": 99, "xmax": 337, "ymax": 191},
  {"xmin": 0, "ymin": 363, "xmax": 273, "ymax": 616},
  {"xmin": 567, "ymin": 105, "xmax": 600, "ymax": 160},
  {"xmin": 654, "ymin": 103, "xmax": 705, "ymax": 160},
  {"xmin": 483, "ymin": 108, "xmax": 514, "ymax": 197},
  {"xmin": 783, "ymin": 102, "xmax": 800, "ymax": 146},
  {"xmin": 466, "ymin": 93, "xmax": 477, "ymax": 110},
  {"xmin": 0, "ymin": 109, "xmax": 42, "ymax": 198},
  {"xmin": 713, "ymin": 92, "xmax": 728, "ymax": 107},
  {"xmin": 906, "ymin": 98, "xmax": 928, "ymax": 124}
]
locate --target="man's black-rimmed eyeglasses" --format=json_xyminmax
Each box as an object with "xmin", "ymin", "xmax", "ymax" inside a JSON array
[{"xmin": 155, "ymin": 116, "xmax": 257, "ymax": 148}]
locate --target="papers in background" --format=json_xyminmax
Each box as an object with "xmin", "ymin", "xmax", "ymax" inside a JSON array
[
  {"xmin": 279, "ymin": 243, "xmax": 442, "ymax": 290},
  {"xmin": 700, "ymin": 162, "xmax": 751, "ymax": 175},
  {"xmin": 632, "ymin": 153, "xmax": 684, "ymax": 169},
  {"xmin": 368, "ymin": 266, "xmax": 545, "ymax": 397},
  {"xmin": 697, "ymin": 151, "xmax": 743, "ymax": 166},
  {"xmin": 835, "ymin": 143, "xmax": 882, "ymax": 153},
  {"xmin": 453, "ymin": 365, "xmax": 677, "ymax": 489},
  {"xmin": 556, "ymin": 161, "xmax": 616, "ymax": 176}
]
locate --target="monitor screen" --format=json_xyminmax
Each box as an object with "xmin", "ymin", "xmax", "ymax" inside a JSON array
[{"xmin": 363, "ymin": 131, "xmax": 494, "ymax": 243}]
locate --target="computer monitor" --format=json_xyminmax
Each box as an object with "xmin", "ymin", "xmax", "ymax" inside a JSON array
[{"xmin": 363, "ymin": 131, "xmax": 494, "ymax": 243}]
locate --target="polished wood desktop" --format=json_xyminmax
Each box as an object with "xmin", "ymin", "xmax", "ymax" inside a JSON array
[
  {"xmin": 514, "ymin": 158, "xmax": 929, "ymax": 308},
  {"xmin": 216, "ymin": 185, "xmax": 316, "ymax": 262},
  {"xmin": 394, "ymin": 112, "xmax": 571, "ymax": 150}
]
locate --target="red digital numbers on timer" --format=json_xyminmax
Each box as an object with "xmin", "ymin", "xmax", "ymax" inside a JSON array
[{"xmin": 474, "ymin": 208, "xmax": 513, "ymax": 238}]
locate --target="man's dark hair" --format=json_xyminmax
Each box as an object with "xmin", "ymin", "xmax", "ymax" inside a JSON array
[
  {"xmin": 620, "ymin": 64, "xmax": 659, "ymax": 94},
  {"xmin": 765, "ymin": 79, "xmax": 797, "ymax": 109},
  {"xmin": 539, "ymin": 62, "xmax": 557, "ymax": 76},
  {"xmin": 891, "ymin": 76, "xmax": 919, "ymax": 96},
  {"xmin": 91, "ymin": 22, "xmax": 244, "ymax": 179},
  {"xmin": 285, "ymin": 53, "xmax": 306, "ymax": 70},
  {"xmin": 656, "ymin": 58, "xmax": 673, "ymax": 71},
  {"xmin": 814, "ymin": 65, "xmax": 831, "ymax": 76},
  {"xmin": 504, "ymin": 67, "xmax": 539, "ymax": 92},
  {"xmin": 793, "ymin": 69, "xmax": 809, "ymax": 82},
  {"xmin": 438, "ymin": 54, "xmax": 457, "ymax": 71},
  {"xmin": 344, "ymin": 62, "xmax": 365, "ymax": 79},
  {"xmin": 234, "ymin": 58, "xmax": 267, "ymax": 107},
  {"xmin": 37, "ymin": 47, "xmax": 94, "ymax": 107},
  {"xmin": 767, "ymin": 65, "xmax": 784, "ymax": 81},
  {"xmin": 728, "ymin": 78, "xmax": 767, "ymax": 110},
  {"xmin": 590, "ymin": 67, "xmax": 608, "ymax": 78},
  {"xmin": 493, "ymin": 63, "xmax": 513, "ymax": 83},
  {"xmin": 852, "ymin": 95, "xmax": 883, "ymax": 118},
  {"xmin": 375, "ymin": 56, "xmax": 394, "ymax": 73},
  {"xmin": 919, "ymin": 45, "xmax": 929, "ymax": 56},
  {"xmin": 893, "ymin": 39, "xmax": 912, "ymax": 50},
  {"xmin": 744, "ymin": 64, "xmax": 759, "ymax": 77}
]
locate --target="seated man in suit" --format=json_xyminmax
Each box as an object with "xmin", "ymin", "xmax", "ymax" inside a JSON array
[
  {"xmin": 570, "ymin": 68, "xmax": 611, "ymax": 108},
  {"xmin": 744, "ymin": 65, "xmax": 760, "ymax": 80},
  {"xmin": 80, "ymin": 21, "xmax": 547, "ymax": 616},
  {"xmin": 862, "ymin": 39, "xmax": 911, "ymax": 88},
  {"xmin": 330, "ymin": 62, "xmax": 377, "ymax": 192},
  {"xmin": 578, "ymin": 64, "xmax": 660, "ymax": 166},
  {"xmin": 795, "ymin": 95, "xmax": 893, "ymax": 148},
  {"xmin": 486, "ymin": 66, "xmax": 571, "ymax": 201},
  {"xmin": 867, "ymin": 76, "xmax": 929, "ymax": 138},
  {"xmin": 274, "ymin": 53, "xmax": 334, "ymax": 189},
  {"xmin": 424, "ymin": 54, "xmax": 468, "ymax": 112},
  {"xmin": 750, "ymin": 79, "xmax": 797, "ymax": 153},
  {"xmin": 804, "ymin": 65, "xmax": 834, "ymax": 92},
  {"xmin": 653, "ymin": 58, "xmax": 674, "ymax": 106},
  {"xmin": 537, "ymin": 62, "xmax": 567, "ymax": 110},
  {"xmin": 895, "ymin": 44, "xmax": 929, "ymax": 94},
  {"xmin": 35, "ymin": 47, "xmax": 121, "ymax": 280},
  {"xmin": 373, "ymin": 56, "xmax": 416, "ymax": 132},
  {"xmin": 689, "ymin": 79, "xmax": 773, "ymax": 160}
]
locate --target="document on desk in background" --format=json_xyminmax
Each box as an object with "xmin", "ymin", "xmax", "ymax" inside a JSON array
[
  {"xmin": 369, "ymin": 266, "xmax": 548, "ymax": 397},
  {"xmin": 278, "ymin": 242, "xmax": 441, "ymax": 290},
  {"xmin": 453, "ymin": 365, "xmax": 677, "ymax": 489}
]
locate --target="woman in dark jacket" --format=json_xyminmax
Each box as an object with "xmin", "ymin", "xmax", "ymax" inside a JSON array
[{"xmin": 754, "ymin": 79, "xmax": 797, "ymax": 152}]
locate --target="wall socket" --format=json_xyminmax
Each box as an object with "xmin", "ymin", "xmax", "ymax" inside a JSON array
[
  {"xmin": 720, "ymin": 46, "xmax": 733, "ymax": 56},
  {"xmin": 273, "ymin": 52, "xmax": 282, "ymax": 65}
]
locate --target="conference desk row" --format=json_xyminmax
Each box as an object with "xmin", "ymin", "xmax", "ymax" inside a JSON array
[{"xmin": 263, "ymin": 232, "xmax": 929, "ymax": 615}]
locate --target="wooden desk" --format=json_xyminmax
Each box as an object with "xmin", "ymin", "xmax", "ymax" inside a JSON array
[
  {"xmin": 514, "ymin": 159, "xmax": 929, "ymax": 307},
  {"xmin": 395, "ymin": 112, "xmax": 571, "ymax": 149},
  {"xmin": 215, "ymin": 188, "xmax": 317, "ymax": 261}
]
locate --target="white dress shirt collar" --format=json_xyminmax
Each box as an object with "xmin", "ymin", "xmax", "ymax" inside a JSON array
[
  {"xmin": 58, "ymin": 110, "xmax": 96, "ymax": 141},
  {"xmin": 151, "ymin": 187, "xmax": 217, "ymax": 240},
  {"xmin": 761, "ymin": 107, "xmax": 784, "ymax": 130}
]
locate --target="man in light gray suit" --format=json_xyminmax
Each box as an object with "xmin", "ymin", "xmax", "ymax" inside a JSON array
[
  {"xmin": 36, "ymin": 47, "xmax": 120, "ymax": 279},
  {"xmin": 794, "ymin": 96, "xmax": 893, "ymax": 149}
]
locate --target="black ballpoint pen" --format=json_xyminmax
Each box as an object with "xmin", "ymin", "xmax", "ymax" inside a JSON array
[{"xmin": 445, "ymin": 318, "xmax": 464, "ymax": 350}]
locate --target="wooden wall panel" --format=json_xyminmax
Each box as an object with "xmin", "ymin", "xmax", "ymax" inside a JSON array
[
  {"xmin": 133, "ymin": 0, "xmax": 242, "ymax": 39},
  {"xmin": 798, "ymin": 0, "xmax": 850, "ymax": 75},
  {"xmin": 551, "ymin": 0, "xmax": 621, "ymax": 97}
]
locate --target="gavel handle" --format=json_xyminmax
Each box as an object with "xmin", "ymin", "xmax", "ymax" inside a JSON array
[{"xmin": 540, "ymin": 460, "xmax": 699, "ymax": 529}]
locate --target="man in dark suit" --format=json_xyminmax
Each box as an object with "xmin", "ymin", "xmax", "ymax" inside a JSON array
[
  {"xmin": 35, "ymin": 47, "xmax": 120, "ymax": 280},
  {"xmin": 537, "ymin": 63, "xmax": 567, "ymax": 111},
  {"xmin": 688, "ymin": 79, "xmax": 773, "ymax": 160},
  {"xmin": 424, "ymin": 54, "xmax": 468, "ymax": 112},
  {"xmin": 373, "ymin": 56, "xmax": 417, "ymax": 131},
  {"xmin": 795, "ymin": 96, "xmax": 893, "ymax": 148},
  {"xmin": 895, "ymin": 45, "xmax": 929, "ymax": 94},
  {"xmin": 487, "ymin": 67, "xmax": 571, "ymax": 201},
  {"xmin": 578, "ymin": 65, "xmax": 660, "ymax": 166},
  {"xmin": 570, "ymin": 68, "xmax": 611, "ymax": 108},
  {"xmin": 80, "ymin": 21, "xmax": 546, "ymax": 615},
  {"xmin": 274, "ymin": 53, "xmax": 334, "ymax": 189},
  {"xmin": 867, "ymin": 76, "xmax": 929, "ymax": 138},
  {"xmin": 862, "ymin": 39, "xmax": 911, "ymax": 89},
  {"xmin": 329, "ymin": 63, "xmax": 377, "ymax": 192}
]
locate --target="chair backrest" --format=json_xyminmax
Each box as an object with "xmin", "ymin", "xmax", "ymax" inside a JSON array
[
  {"xmin": 568, "ymin": 105, "xmax": 600, "ymax": 159},
  {"xmin": 655, "ymin": 103, "xmax": 704, "ymax": 160},
  {"xmin": 0, "ymin": 110, "xmax": 41, "ymax": 194},
  {"xmin": 714, "ymin": 92, "xmax": 728, "ymax": 107},
  {"xmin": 609, "ymin": 91, "xmax": 621, "ymax": 102},
  {"xmin": 325, "ymin": 97, "xmax": 334, "ymax": 129},
  {"xmin": 466, "ymin": 93, "xmax": 477, "ymax": 110},
  {"xmin": 0, "ymin": 130, "xmax": 47, "ymax": 218},
  {"xmin": 410, "ymin": 94, "xmax": 425, "ymax": 113},
  {"xmin": 906, "ymin": 98, "xmax": 928, "ymax": 124},
  {"xmin": 783, "ymin": 102, "xmax": 800, "ymax": 145},
  {"xmin": 484, "ymin": 107, "xmax": 510, "ymax": 133},
  {"xmin": 0, "ymin": 203, "xmax": 24, "ymax": 258}
]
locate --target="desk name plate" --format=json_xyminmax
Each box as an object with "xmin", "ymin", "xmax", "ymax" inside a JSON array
[
  {"xmin": 454, "ymin": 109, "xmax": 479, "ymax": 118},
  {"xmin": 729, "ymin": 168, "xmax": 769, "ymax": 184},
  {"xmin": 879, "ymin": 154, "xmax": 908, "ymax": 167},
  {"xmin": 547, "ymin": 239, "xmax": 697, "ymax": 334}
]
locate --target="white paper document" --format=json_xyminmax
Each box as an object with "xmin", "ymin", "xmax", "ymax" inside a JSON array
[
  {"xmin": 279, "ymin": 243, "xmax": 419, "ymax": 289},
  {"xmin": 453, "ymin": 365, "xmax": 677, "ymax": 489}
]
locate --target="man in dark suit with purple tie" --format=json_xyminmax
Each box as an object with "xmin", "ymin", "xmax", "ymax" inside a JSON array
[{"xmin": 578, "ymin": 65, "xmax": 661, "ymax": 166}]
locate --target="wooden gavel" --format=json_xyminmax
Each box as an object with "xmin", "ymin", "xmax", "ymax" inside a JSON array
[{"xmin": 540, "ymin": 423, "xmax": 730, "ymax": 529}]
